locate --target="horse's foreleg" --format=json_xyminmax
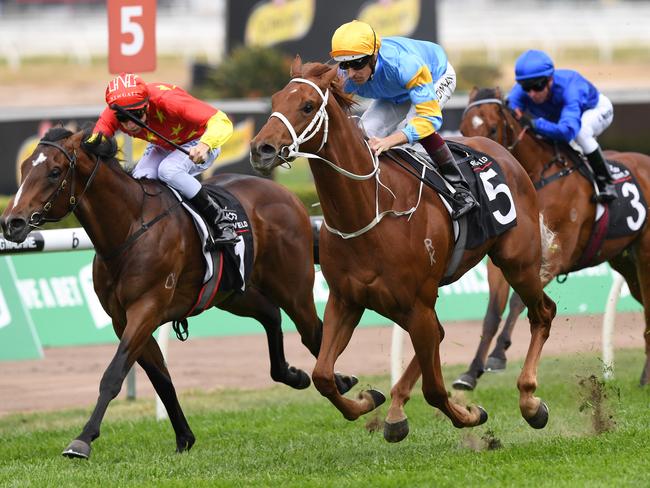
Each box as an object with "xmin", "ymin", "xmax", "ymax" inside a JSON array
[
  {"xmin": 220, "ymin": 288, "xmax": 310, "ymax": 390},
  {"xmin": 486, "ymin": 291, "xmax": 526, "ymax": 371},
  {"xmin": 410, "ymin": 303, "xmax": 488, "ymax": 430},
  {"xmin": 62, "ymin": 301, "xmax": 161, "ymax": 459},
  {"xmin": 384, "ymin": 353, "xmax": 421, "ymax": 442},
  {"xmin": 453, "ymin": 260, "xmax": 510, "ymax": 390},
  {"xmin": 312, "ymin": 295, "xmax": 385, "ymax": 420},
  {"xmin": 137, "ymin": 336, "xmax": 195, "ymax": 452},
  {"xmin": 630, "ymin": 239, "xmax": 650, "ymax": 386}
]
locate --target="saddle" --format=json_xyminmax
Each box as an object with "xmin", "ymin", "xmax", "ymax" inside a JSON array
[
  {"xmin": 389, "ymin": 141, "xmax": 518, "ymax": 283},
  {"xmin": 167, "ymin": 184, "xmax": 255, "ymax": 339},
  {"xmin": 539, "ymin": 142, "xmax": 648, "ymax": 268}
]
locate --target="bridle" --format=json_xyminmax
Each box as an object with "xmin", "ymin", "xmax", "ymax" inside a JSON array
[
  {"xmin": 463, "ymin": 97, "xmax": 528, "ymax": 152},
  {"xmin": 268, "ymin": 77, "xmax": 422, "ymax": 239},
  {"xmin": 463, "ymin": 97, "xmax": 574, "ymax": 189},
  {"xmin": 28, "ymin": 139, "xmax": 101, "ymax": 227}
]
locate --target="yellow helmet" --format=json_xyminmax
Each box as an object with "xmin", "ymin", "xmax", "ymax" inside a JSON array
[{"xmin": 330, "ymin": 20, "xmax": 381, "ymax": 61}]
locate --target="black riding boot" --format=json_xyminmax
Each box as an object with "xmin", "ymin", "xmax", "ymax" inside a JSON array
[
  {"xmin": 430, "ymin": 143, "xmax": 480, "ymax": 219},
  {"xmin": 189, "ymin": 188, "xmax": 239, "ymax": 245},
  {"xmin": 586, "ymin": 147, "xmax": 617, "ymax": 202}
]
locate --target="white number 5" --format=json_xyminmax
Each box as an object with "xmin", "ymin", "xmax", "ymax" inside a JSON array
[
  {"xmin": 479, "ymin": 168, "xmax": 516, "ymax": 225},
  {"xmin": 121, "ymin": 6, "xmax": 144, "ymax": 56}
]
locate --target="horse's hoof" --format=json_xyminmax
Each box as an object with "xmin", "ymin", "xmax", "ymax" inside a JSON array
[
  {"xmin": 363, "ymin": 389, "xmax": 386, "ymax": 409},
  {"xmin": 485, "ymin": 356, "xmax": 507, "ymax": 372},
  {"xmin": 334, "ymin": 373, "xmax": 359, "ymax": 395},
  {"xmin": 452, "ymin": 373, "xmax": 477, "ymax": 391},
  {"xmin": 525, "ymin": 401, "xmax": 549, "ymax": 429},
  {"xmin": 476, "ymin": 405, "xmax": 489, "ymax": 426},
  {"xmin": 62, "ymin": 439, "xmax": 91, "ymax": 459},
  {"xmin": 287, "ymin": 366, "xmax": 311, "ymax": 390},
  {"xmin": 384, "ymin": 418, "xmax": 409, "ymax": 443}
]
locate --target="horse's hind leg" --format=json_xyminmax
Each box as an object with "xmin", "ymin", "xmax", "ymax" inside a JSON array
[
  {"xmin": 137, "ymin": 336, "xmax": 195, "ymax": 452},
  {"xmin": 453, "ymin": 259, "xmax": 510, "ymax": 390},
  {"xmin": 629, "ymin": 238, "xmax": 650, "ymax": 386},
  {"xmin": 497, "ymin": 262, "xmax": 556, "ymax": 428},
  {"xmin": 220, "ymin": 287, "xmax": 310, "ymax": 389}
]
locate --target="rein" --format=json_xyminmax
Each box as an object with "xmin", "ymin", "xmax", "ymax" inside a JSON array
[
  {"xmin": 269, "ymin": 77, "xmax": 423, "ymax": 239},
  {"xmin": 29, "ymin": 140, "xmax": 102, "ymax": 227}
]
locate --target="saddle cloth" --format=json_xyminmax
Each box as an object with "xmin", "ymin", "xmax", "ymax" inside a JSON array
[
  {"xmin": 169, "ymin": 184, "xmax": 254, "ymax": 316},
  {"xmin": 573, "ymin": 159, "xmax": 648, "ymax": 269},
  {"xmin": 393, "ymin": 140, "xmax": 518, "ymax": 249}
]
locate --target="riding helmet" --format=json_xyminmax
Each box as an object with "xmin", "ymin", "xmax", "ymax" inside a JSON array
[{"xmin": 514, "ymin": 50, "xmax": 555, "ymax": 81}]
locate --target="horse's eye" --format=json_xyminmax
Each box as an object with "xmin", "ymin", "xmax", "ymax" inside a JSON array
[
  {"xmin": 489, "ymin": 127, "xmax": 498, "ymax": 137},
  {"xmin": 303, "ymin": 102, "xmax": 314, "ymax": 114},
  {"xmin": 48, "ymin": 168, "xmax": 62, "ymax": 180}
]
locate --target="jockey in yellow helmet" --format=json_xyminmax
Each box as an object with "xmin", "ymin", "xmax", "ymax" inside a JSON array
[{"xmin": 330, "ymin": 20, "xmax": 478, "ymax": 219}]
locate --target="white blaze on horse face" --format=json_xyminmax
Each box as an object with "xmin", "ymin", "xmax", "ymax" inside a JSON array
[
  {"xmin": 32, "ymin": 152, "xmax": 47, "ymax": 167},
  {"xmin": 471, "ymin": 115, "xmax": 484, "ymax": 129},
  {"xmin": 13, "ymin": 152, "xmax": 47, "ymax": 209}
]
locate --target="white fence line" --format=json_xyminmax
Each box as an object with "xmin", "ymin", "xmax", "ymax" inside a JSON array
[{"xmin": 0, "ymin": 227, "xmax": 167, "ymax": 411}]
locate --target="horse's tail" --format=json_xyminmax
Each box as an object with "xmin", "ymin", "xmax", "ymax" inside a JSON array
[{"xmin": 539, "ymin": 213, "xmax": 558, "ymax": 283}]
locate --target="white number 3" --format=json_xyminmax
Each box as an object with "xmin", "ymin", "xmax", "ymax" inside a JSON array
[{"xmin": 622, "ymin": 182, "xmax": 645, "ymax": 231}]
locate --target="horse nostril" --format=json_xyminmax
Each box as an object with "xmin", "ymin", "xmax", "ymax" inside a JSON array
[
  {"xmin": 259, "ymin": 144, "xmax": 277, "ymax": 156},
  {"xmin": 8, "ymin": 217, "xmax": 27, "ymax": 234}
]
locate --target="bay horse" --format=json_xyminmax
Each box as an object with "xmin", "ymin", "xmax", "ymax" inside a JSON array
[
  {"xmin": 0, "ymin": 127, "xmax": 356, "ymax": 459},
  {"xmin": 250, "ymin": 58, "xmax": 557, "ymax": 442},
  {"xmin": 456, "ymin": 87, "xmax": 650, "ymax": 390}
]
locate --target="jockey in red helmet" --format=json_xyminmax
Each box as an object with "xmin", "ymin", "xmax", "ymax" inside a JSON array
[{"xmin": 91, "ymin": 73, "xmax": 238, "ymax": 245}]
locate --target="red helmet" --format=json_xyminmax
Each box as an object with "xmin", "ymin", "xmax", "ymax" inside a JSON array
[{"xmin": 105, "ymin": 73, "xmax": 149, "ymax": 109}]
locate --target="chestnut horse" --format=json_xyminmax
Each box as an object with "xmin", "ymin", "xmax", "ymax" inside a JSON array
[
  {"xmin": 250, "ymin": 58, "xmax": 557, "ymax": 442},
  {"xmin": 0, "ymin": 127, "xmax": 356, "ymax": 459},
  {"xmin": 455, "ymin": 87, "xmax": 650, "ymax": 390}
]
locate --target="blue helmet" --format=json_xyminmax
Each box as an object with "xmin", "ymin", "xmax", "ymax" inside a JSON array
[{"xmin": 515, "ymin": 50, "xmax": 555, "ymax": 81}]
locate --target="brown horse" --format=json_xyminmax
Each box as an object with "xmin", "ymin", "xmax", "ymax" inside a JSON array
[
  {"xmin": 0, "ymin": 127, "xmax": 356, "ymax": 459},
  {"xmin": 455, "ymin": 87, "xmax": 650, "ymax": 390},
  {"xmin": 250, "ymin": 58, "xmax": 557, "ymax": 442}
]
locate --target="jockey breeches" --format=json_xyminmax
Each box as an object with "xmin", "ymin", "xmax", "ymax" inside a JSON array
[
  {"xmin": 131, "ymin": 139, "xmax": 221, "ymax": 198},
  {"xmin": 574, "ymin": 93, "xmax": 614, "ymax": 154},
  {"xmin": 360, "ymin": 62, "xmax": 457, "ymax": 138}
]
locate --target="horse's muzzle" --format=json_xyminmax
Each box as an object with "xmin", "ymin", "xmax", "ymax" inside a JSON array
[
  {"xmin": 1, "ymin": 215, "xmax": 30, "ymax": 243},
  {"xmin": 249, "ymin": 142, "xmax": 280, "ymax": 176}
]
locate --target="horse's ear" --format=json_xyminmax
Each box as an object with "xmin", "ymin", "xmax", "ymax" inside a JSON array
[
  {"xmin": 290, "ymin": 55, "xmax": 303, "ymax": 78},
  {"xmin": 320, "ymin": 65, "xmax": 339, "ymax": 87},
  {"xmin": 469, "ymin": 86, "xmax": 479, "ymax": 101},
  {"xmin": 495, "ymin": 86, "xmax": 503, "ymax": 99}
]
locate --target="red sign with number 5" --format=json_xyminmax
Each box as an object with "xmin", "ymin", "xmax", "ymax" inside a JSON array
[{"xmin": 108, "ymin": 0, "xmax": 156, "ymax": 73}]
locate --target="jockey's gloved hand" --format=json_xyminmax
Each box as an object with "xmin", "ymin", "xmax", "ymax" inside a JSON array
[{"xmin": 519, "ymin": 113, "xmax": 536, "ymax": 131}]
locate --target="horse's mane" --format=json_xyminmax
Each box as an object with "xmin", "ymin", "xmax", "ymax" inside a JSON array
[
  {"xmin": 81, "ymin": 127, "xmax": 119, "ymax": 160},
  {"xmin": 302, "ymin": 62, "xmax": 356, "ymax": 111},
  {"xmin": 42, "ymin": 127, "xmax": 74, "ymax": 142}
]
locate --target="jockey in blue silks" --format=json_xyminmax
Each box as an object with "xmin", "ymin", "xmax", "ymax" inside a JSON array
[
  {"xmin": 508, "ymin": 49, "xmax": 617, "ymax": 202},
  {"xmin": 330, "ymin": 20, "xmax": 479, "ymax": 219}
]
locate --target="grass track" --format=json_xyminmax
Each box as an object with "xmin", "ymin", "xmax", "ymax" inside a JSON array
[{"xmin": 1, "ymin": 349, "xmax": 649, "ymax": 487}]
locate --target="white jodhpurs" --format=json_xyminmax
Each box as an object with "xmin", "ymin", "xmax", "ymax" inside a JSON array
[
  {"xmin": 131, "ymin": 139, "xmax": 221, "ymax": 198},
  {"xmin": 574, "ymin": 93, "xmax": 614, "ymax": 154},
  {"xmin": 360, "ymin": 61, "xmax": 457, "ymax": 138}
]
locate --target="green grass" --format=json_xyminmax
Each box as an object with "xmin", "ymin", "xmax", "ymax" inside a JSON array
[{"xmin": 1, "ymin": 350, "xmax": 649, "ymax": 487}]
